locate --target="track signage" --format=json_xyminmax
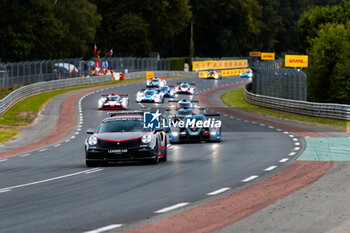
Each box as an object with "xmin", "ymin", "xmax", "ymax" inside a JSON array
[
  {"xmin": 285, "ymin": 55, "xmax": 308, "ymax": 68},
  {"xmin": 261, "ymin": 53, "xmax": 275, "ymax": 60}
]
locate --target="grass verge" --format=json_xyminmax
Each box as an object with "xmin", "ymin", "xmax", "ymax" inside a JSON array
[{"xmin": 222, "ymin": 88, "xmax": 349, "ymax": 132}]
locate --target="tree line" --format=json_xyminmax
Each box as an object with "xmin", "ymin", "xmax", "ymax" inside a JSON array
[{"xmin": 0, "ymin": 0, "xmax": 341, "ymax": 62}]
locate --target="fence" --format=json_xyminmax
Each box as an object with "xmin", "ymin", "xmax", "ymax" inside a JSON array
[
  {"xmin": 250, "ymin": 61, "xmax": 307, "ymax": 101},
  {"xmin": 0, "ymin": 57, "xmax": 171, "ymax": 89}
]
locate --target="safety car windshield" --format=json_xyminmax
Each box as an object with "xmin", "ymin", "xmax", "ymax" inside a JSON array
[{"xmin": 98, "ymin": 120, "xmax": 150, "ymax": 133}]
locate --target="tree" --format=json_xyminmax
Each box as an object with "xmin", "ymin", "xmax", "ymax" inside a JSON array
[
  {"xmin": 113, "ymin": 13, "xmax": 151, "ymax": 57},
  {"xmin": 54, "ymin": 0, "xmax": 101, "ymax": 58},
  {"xmin": 306, "ymin": 23, "xmax": 350, "ymax": 103},
  {"xmin": 0, "ymin": 0, "xmax": 65, "ymax": 61}
]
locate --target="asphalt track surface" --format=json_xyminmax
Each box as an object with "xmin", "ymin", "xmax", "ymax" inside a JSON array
[{"xmin": 0, "ymin": 77, "xmax": 298, "ymax": 233}]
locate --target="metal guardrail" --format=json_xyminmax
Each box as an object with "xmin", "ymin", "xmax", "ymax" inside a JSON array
[
  {"xmin": 0, "ymin": 71, "xmax": 196, "ymax": 115},
  {"xmin": 244, "ymin": 83, "xmax": 350, "ymax": 120}
]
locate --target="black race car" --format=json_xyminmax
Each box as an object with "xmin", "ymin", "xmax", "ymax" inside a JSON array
[{"xmin": 85, "ymin": 111, "xmax": 167, "ymax": 166}]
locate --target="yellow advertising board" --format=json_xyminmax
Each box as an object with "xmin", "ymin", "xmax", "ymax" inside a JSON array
[
  {"xmin": 261, "ymin": 53, "xmax": 275, "ymax": 60},
  {"xmin": 146, "ymin": 72, "xmax": 154, "ymax": 79},
  {"xmin": 192, "ymin": 59, "xmax": 248, "ymax": 71},
  {"xmin": 198, "ymin": 68, "xmax": 251, "ymax": 77},
  {"xmin": 285, "ymin": 55, "xmax": 308, "ymax": 68},
  {"xmin": 249, "ymin": 51, "xmax": 261, "ymax": 57}
]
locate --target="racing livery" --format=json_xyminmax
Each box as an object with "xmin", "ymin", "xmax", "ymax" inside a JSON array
[
  {"xmin": 146, "ymin": 77, "xmax": 167, "ymax": 88},
  {"xmin": 175, "ymin": 82, "xmax": 196, "ymax": 95},
  {"xmin": 158, "ymin": 85, "xmax": 175, "ymax": 98},
  {"xmin": 98, "ymin": 93, "xmax": 128, "ymax": 110},
  {"xmin": 136, "ymin": 88, "xmax": 164, "ymax": 103},
  {"xmin": 240, "ymin": 69, "xmax": 253, "ymax": 78},
  {"xmin": 85, "ymin": 111, "xmax": 167, "ymax": 166},
  {"xmin": 204, "ymin": 70, "xmax": 222, "ymax": 79},
  {"xmin": 165, "ymin": 110, "xmax": 221, "ymax": 143}
]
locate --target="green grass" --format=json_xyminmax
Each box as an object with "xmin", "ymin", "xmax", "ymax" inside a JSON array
[
  {"xmin": 222, "ymin": 88, "xmax": 349, "ymax": 132},
  {"xmin": 0, "ymin": 128, "xmax": 19, "ymax": 144}
]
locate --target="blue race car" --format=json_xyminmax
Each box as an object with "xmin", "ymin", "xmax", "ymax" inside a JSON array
[
  {"xmin": 165, "ymin": 111, "xmax": 222, "ymax": 143},
  {"xmin": 158, "ymin": 85, "xmax": 175, "ymax": 98},
  {"xmin": 146, "ymin": 77, "xmax": 167, "ymax": 88},
  {"xmin": 136, "ymin": 88, "xmax": 164, "ymax": 103},
  {"xmin": 240, "ymin": 69, "xmax": 253, "ymax": 78}
]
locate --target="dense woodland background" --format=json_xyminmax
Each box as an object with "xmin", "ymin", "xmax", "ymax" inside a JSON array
[{"xmin": 1, "ymin": 0, "xmax": 350, "ymax": 103}]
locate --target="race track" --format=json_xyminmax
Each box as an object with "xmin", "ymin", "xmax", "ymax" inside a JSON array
[{"xmin": 0, "ymin": 77, "xmax": 298, "ymax": 233}]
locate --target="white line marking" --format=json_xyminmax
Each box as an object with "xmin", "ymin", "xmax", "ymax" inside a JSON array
[
  {"xmin": 154, "ymin": 203, "xmax": 190, "ymax": 213},
  {"xmin": 294, "ymin": 147, "xmax": 300, "ymax": 151},
  {"xmin": 0, "ymin": 159, "xmax": 8, "ymax": 163},
  {"xmin": 293, "ymin": 138, "xmax": 298, "ymax": 141},
  {"xmin": 75, "ymin": 132, "xmax": 79, "ymax": 135},
  {"xmin": 295, "ymin": 142, "xmax": 300, "ymax": 146},
  {"xmin": 71, "ymin": 136, "xmax": 75, "ymax": 139},
  {"xmin": 259, "ymin": 123, "xmax": 266, "ymax": 126},
  {"xmin": 65, "ymin": 140, "xmax": 70, "ymax": 143},
  {"xmin": 39, "ymin": 148, "xmax": 47, "ymax": 152},
  {"xmin": 279, "ymin": 158, "xmax": 289, "ymax": 163},
  {"xmin": 268, "ymin": 126, "xmax": 274, "ymax": 129},
  {"xmin": 168, "ymin": 145, "xmax": 173, "ymax": 149},
  {"xmin": 283, "ymin": 131, "xmax": 289, "ymax": 134},
  {"xmin": 20, "ymin": 153, "xmax": 30, "ymax": 158},
  {"xmin": 289, "ymin": 134, "xmax": 295, "ymax": 138},
  {"xmin": 288, "ymin": 152, "xmax": 296, "ymax": 156},
  {"xmin": 0, "ymin": 169, "xmax": 102, "ymax": 192},
  {"xmin": 138, "ymin": 103, "xmax": 145, "ymax": 108},
  {"xmin": 244, "ymin": 120, "xmax": 249, "ymax": 123},
  {"xmin": 242, "ymin": 175, "xmax": 258, "ymax": 182},
  {"xmin": 251, "ymin": 121, "xmax": 257, "ymax": 124},
  {"xmin": 207, "ymin": 187, "xmax": 231, "ymax": 196},
  {"xmin": 84, "ymin": 168, "xmax": 103, "ymax": 174},
  {"xmin": 276, "ymin": 128, "xmax": 282, "ymax": 131},
  {"xmin": 0, "ymin": 189, "xmax": 11, "ymax": 193},
  {"xmin": 54, "ymin": 144, "xmax": 61, "ymax": 147},
  {"xmin": 264, "ymin": 166, "xmax": 277, "ymax": 171}
]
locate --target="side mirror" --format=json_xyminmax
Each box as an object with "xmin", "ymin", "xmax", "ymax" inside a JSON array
[{"xmin": 86, "ymin": 129, "xmax": 94, "ymax": 134}]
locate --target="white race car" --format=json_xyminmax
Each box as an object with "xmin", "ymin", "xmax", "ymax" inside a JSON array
[
  {"xmin": 136, "ymin": 88, "xmax": 164, "ymax": 103},
  {"xmin": 175, "ymin": 82, "xmax": 196, "ymax": 95},
  {"xmin": 98, "ymin": 93, "xmax": 129, "ymax": 110}
]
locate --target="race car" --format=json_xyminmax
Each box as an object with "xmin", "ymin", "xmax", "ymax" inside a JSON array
[
  {"xmin": 240, "ymin": 69, "xmax": 253, "ymax": 78},
  {"xmin": 158, "ymin": 85, "xmax": 175, "ymax": 98},
  {"xmin": 167, "ymin": 99, "xmax": 201, "ymax": 110},
  {"xmin": 98, "ymin": 93, "xmax": 128, "ymax": 110},
  {"xmin": 174, "ymin": 82, "xmax": 196, "ymax": 95},
  {"xmin": 204, "ymin": 70, "xmax": 222, "ymax": 79},
  {"xmin": 166, "ymin": 112, "xmax": 221, "ymax": 143},
  {"xmin": 85, "ymin": 111, "xmax": 167, "ymax": 166},
  {"xmin": 136, "ymin": 88, "xmax": 164, "ymax": 103},
  {"xmin": 146, "ymin": 77, "xmax": 167, "ymax": 88}
]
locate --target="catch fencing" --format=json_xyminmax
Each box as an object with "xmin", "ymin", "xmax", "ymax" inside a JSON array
[{"xmin": 0, "ymin": 57, "xmax": 171, "ymax": 89}]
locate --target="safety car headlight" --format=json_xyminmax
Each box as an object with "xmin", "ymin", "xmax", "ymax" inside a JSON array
[
  {"xmin": 142, "ymin": 134, "xmax": 152, "ymax": 143},
  {"xmin": 88, "ymin": 135, "xmax": 98, "ymax": 145}
]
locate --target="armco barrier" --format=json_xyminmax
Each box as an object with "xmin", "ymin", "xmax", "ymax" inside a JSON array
[
  {"xmin": 244, "ymin": 83, "xmax": 350, "ymax": 121},
  {"xmin": 0, "ymin": 71, "xmax": 197, "ymax": 115}
]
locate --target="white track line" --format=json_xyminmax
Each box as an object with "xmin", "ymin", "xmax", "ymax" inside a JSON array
[
  {"xmin": 288, "ymin": 152, "xmax": 296, "ymax": 156},
  {"xmin": 54, "ymin": 144, "xmax": 61, "ymax": 147},
  {"xmin": 242, "ymin": 175, "xmax": 258, "ymax": 182},
  {"xmin": 279, "ymin": 158, "xmax": 289, "ymax": 163},
  {"xmin": 0, "ymin": 159, "xmax": 8, "ymax": 163},
  {"xmin": 39, "ymin": 148, "xmax": 47, "ymax": 152},
  {"xmin": 84, "ymin": 168, "xmax": 103, "ymax": 174},
  {"xmin": 294, "ymin": 147, "xmax": 300, "ymax": 151},
  {"xmin": 154, "ymin": 203, "xmax": 190, "ymax": 213},
  {"xmin": 20, "ymin": 153, "xmax": 30, "ymax": 158},
  {"xmin": 207, "ymin": 187, "xmax": 231, "ymax": 196},
  {"xmin": 0, "ymin": 169, "xmax": 102, "ymax": 192},
  {"xmin": 0, "ymin": 189, "xmax": 11, "ymax": 193},
  {"xmin": 264, "ymin": 166, "xmax": 277, "ymax": 171},
  {"xmin": 138, "ymin": 103, "xmax": 146, "ymax": 108}
]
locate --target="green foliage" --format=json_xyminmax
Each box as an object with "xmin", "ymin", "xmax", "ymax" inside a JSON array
[
  {"xmin": 307, "ymin": 23, "xmax": 350, "ymax": 103},
  {"xmin": 54, "ymin": 0, "xmax": 101, "ymax": 58},
  {"xmin": 170, "ymin": 57, "xmax": 191, "ymax": 70}
]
